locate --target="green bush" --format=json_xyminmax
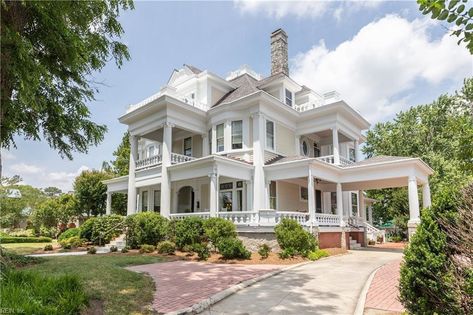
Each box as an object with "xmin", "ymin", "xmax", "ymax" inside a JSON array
[
  {"xmin": 39, "ymin": 226, "xmax": 58, "ymax": 238},
  {"xmin": 0, "ymin": 268, "xmax": 87, "ymax": 314},
  {"xmin": 90, "ymin": 215, "xmax": 125, "ymax": 246},
  {"xmin": 87, "ymin": 246, "xmax": 97, "ymax": 254},
  {"xmin": 44, "ymin": 244, "xmax": 53, "ymax": 251},
  {"xmin": 79, "ymin": 217, "xmax": 97, "ymax": 241},
  {"xmin": 59, "ymin": 236, "xmax": 84, "ymax": 249},
  {"xmin": 0, "ymin": 247, "xmax": 42, "ymax": 269},
  {"xmin": 217, "ymin": 238, "xmax": 251, "ymax": 260},
  {"xmin": 203, "ymin": 217, "xmax": 237, "ymax": 249},
  {"xmin": 278, "ymin": 247, "xmax": 296, "ymax": 259},
  {"xmin": 109, "ymin": 246, "xmax": 118, "ymax": 252},
  {"xmin": 258, "ymin": 244, "xmax": 271, "ymax": 259},
  {"xmin": 192, "ymin": 243, "xmax": 210, "ymax": 261},
  {"xmin": 0, "ymin": 236, "xmax": 52, "ymax": 244},
  {"xmin": 308, "ymin": 249, "xmax": 329, "ymax": 261},
  {"xmin": 275, "ymin": 218, "xmax": 317, "ymax": 257},
  {"xmin": 139, "ymin": 244, "xmax": 155, "ymax": 254},
  {"xmin": 174, "ymin": 217, "xmax": 205, "ymax": 249},
  {"xmin": 182, "ymin": 244, "xmax": 194, "ymax": 253},
  {"xmin": 121, "ymin": 247, "xmax": 129, "ymax": 253},
  {"xmin": 126, "ymin": 212, "xmax": 169, "ymax": 248},
  {"xmin": 157, "ymin": 241, "xmax": 176, "ymax": 255},
  {"xmin": 58, "ymin": 228, "xmax": 81, "ymax": 241}
]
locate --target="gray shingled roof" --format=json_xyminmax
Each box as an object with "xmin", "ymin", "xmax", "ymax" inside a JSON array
[
  {"xmin": 256, "ymin": 73, "xmax": 285, "ymax": 88},
  {"xmin": 267, "ymin": 155, "xmax": 314, "ymax": 165},
  {"xmin": 349, "ymin": 155, "xmax": 414, "ymax": 166},
  {"xmin": 213, "ymin": 74, "xmax": 260, "ymax": 107}
]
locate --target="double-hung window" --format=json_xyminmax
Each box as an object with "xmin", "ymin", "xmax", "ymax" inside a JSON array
[
  {"xmin": 147, "ymin": 145, "xmax": 155, "ymax": 158},
  {"xmin": 285, "ymin": 89, "xmax": 293, "ymax": 106},
  {"xmin": 183, "ymin": 137, "xmax": 192, "ymax": 157},
  {"xmin": 266, "ymin": 120, "xmax": 274, "ymax": 150},
  {"xmin": 216, "ymin": 123, "xmax": 224, "ymax": 152},
  {"xmin": 231, "ymin": 120, "xmax": 243, "ymax": 150},
  {"xmin": 208, "ymin": 129, "xmax": 212, "ymax": 154}
]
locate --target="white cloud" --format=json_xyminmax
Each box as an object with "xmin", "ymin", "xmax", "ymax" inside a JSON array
[
  {"xmin": 1, "ymin": 150, "xmax": 16, "ymax": 161},
  {"xmin": 234, "ymin": 0, "xmax": 383, "ymax": 20},
  {"xmin": 291, "ymin": 15, "xmax": 472, "ymax": 122},
  {"xmin": 6, "ymin": 163, "xmax": 90, "ymax": 192}
]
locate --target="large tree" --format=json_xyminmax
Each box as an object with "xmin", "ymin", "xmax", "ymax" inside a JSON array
[
  {"xmin": 73, "ymin": 170, "xmax": 112, "ymax": 217},
  {"xmin": 363, "ymin": 78, "xmax": 473, "ymax": 227},
  {"xmin": 0, "ymin": 0, "xmax": 134, "ymax": 175}
]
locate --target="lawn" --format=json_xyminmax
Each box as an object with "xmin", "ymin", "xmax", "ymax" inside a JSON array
[
  {"xmin": 2, "ymin": 241, "xmax": 54, "ymax": 255},
  {"xmin": 25, "ymin": 254, "xmax": 167, "ymax": 314}
]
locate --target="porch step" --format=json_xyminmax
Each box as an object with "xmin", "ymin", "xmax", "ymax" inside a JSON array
[
  {"xmin": 105, "ymin": 233, "xmax": 127, "ymax": 250},
  {"xmin": 349, "ymin": 237, "xmax": 362, "ymax": 249}
]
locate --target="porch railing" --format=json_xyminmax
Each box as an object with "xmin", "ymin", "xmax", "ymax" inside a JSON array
[
  {"xmin": 136, "ymin": 154, "xmax": 162, "ymax": 170},
  {"xmin": 169, "ymin": 212, "xmax": 211, "ymax": 220},
  {"xmin": 314, "ymin": 213, "xmax": 340, "ymax": 227},
  {"xmin": 218, "ymin": 211, "xmax": 258, "ymax": 225},
  {"xmin": 276, "ymin": 211, "xmax": 309, "ymax": 225},
  {"xmin": 171, "ymin": 153, "xmax": 195, "ymax": 164},
  {"xmin": 316, "ymin": 155, "xmax": 354, "ymax": 167}
]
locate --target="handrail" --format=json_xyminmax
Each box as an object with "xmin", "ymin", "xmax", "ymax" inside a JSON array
[
  {"xmin": 136, "ymin": 154, "xmax": 162, "ymax": 170},
  {"xmin": 97, "ymin": 220, "xmax": 126, "ymax": 247}
]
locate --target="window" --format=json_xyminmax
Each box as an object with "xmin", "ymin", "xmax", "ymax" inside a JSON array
[
  {"xmin": 148, "ymin": 145, "xmax": 155, "ymax": 158},
  {"xmin": 219, "ymin": 191, "xmax": 232, "ymax": 211},
  {"xmin": 302, "ymin": 141, "xmax": 309, "ymax": 156},
  {"xmin": 142, "ymin": 191, "xmax": 148, "ymax": 211},
  {"xmin": 266, "ymin": 120, "xmax": 274, "ymax": 150},
  {"xmin": 330, "ymin": 192, "xmax": 337, "ymax": 214},
  {"xmin": 216, "ymin": 124, "xmax": 224, "ymax": 152},
  {"xmin": 313, "ymin": 143, "xmax": 320, "ymax": 157},
  {"xmin": 183, "ymin": 137, "xmax": 192, "ymax": 157},
  {"xmin": 300, "ymin": 186, "xmax": 308, "ymax": 201},
  {"xmin": 208, "ymin": 129, "xmax": 212, "ymax": 154},
  {"xmin": 349, "ymin": 148, "xmax": 356, "ymax": 162},
  {"xmin": 269, "ymin": 181, "xmax": 277, "ymax": 209},
  {"xmin": 154, "ymin": 190, "xmax": 160, "ymax": 212},
  {"xmin": 316, "ymin": 190, "xmax": 322, "ymax": 213},
  {"xmin": 231, "ymin": 120, "xmax": 243, "ymax": 149},
  {"xmin": 351, "ymin": 193, "xmax": 358, "ymax": 216},
  {"xmin": 285, "ymin": 88, "xmax": 293, "ymax": 106}
]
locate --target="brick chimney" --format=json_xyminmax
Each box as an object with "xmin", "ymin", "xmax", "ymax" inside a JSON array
[{"xmin": 271, "ymin": 29, "xmax": 288, "ymax": 76}]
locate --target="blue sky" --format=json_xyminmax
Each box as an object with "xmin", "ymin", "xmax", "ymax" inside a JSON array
[{"xmin": 3, "ymin": 0, "xmax": 472, "ymax": 191}]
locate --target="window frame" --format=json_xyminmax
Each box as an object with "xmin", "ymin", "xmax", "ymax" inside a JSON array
[
  {"xmin": 302, "ymin": 140, "xmax": 309, "ymax": 156},
  {"xmin": 231, "ymin": 120, "xmax": 243, "ymax": 150},
  {"xmin": 265, "ymin": 120, "xmax": 275, "ymax": 150},
  {"xmin": 142, "ymin": 191, "xmax": 148, "ymax": 211},
  {"xmin": 216, "ymin": 123, "xmax": 225, "ymax": 152},
  {"xmin": 300, "ymin": 186, "xmax": 308, "ymax": 202},
  {"xmin": 183, "ymin": 137, "xmax": 192, "ymax": 157},
  {"xmin": 285, "ymin": 88, "xmax": 293, "ymax": 106}
]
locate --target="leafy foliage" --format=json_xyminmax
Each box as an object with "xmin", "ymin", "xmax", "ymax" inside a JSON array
[
  {"xmin": 79, "ymin": 215, "xmax": 124, "ymax": 245},
  {"xmin": 139, "ymin": 244, "xmax": 155, "ymax": 254},
  {"xmin": 125, "ymin": 212, "xmax": 169, "ymax": 248},
  {"xmin": 274, "ymin": 218, "xmax": 317, "ymax": 257},
  {"xmin": 258, "ymin": 244, "xmax": 271, "ymax": 259},
  {"xmin": 308, "ymin": 249, "xmax": 329, "ymax": 261},
  {"xmin": 73, "ymin": 170, "xmax": 112, "ymax": 217},
  {"xmin": 78, "ymin": 217, "xmax": 97, "ymax": 242},
  {"xmin": 417, "ymin": 0, "xmax": 473, "ymax": 54},
  {"xmin": 203, "ymin": 217, "xmax": 237, "ymax": 249},
  {"xmin": 192, "ymin": 243, "xmax": 210, "ymax": 261},
  {"xmin": 0, "ymin": 236, "xmax": 52, "ymax": 244},
  {"xmin": 59, "ymin": 236, "xmax": 84, "ymax": 249},
  {"xmin": 156, "ymin": 241, "xmax": 176, "ymax": 255},
  {"xmin": 58, "ymin": 228, "xmax": 81, "ymax": 241},
  {"xmin": 217, "ymin": 238, "xmax": 251, "ymax": 260},
  {"xmin": 0, "ymin": 1, "xmax": 134, "ymax": 175},
  {"xmin": 173, "ymin": 217, "xmax": 205, "ymax": 249}
]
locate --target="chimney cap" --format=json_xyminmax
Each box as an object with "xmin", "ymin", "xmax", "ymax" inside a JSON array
[{"xmin": 271, "ymin": 28, "xmax": 288, "ymax": 43}]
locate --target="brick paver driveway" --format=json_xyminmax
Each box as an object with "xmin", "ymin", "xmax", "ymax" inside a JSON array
[
  {"xmin": 365, "ymin": 259, "xmax": 404, "ymax": 314},
  {"xmin": 127, "ymin": 261, "xmax": 282, "ymax": 313}
]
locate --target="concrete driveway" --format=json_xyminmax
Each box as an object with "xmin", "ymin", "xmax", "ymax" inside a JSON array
[{"xmin": 201, "ymin": 249, "xmax": 403, "ymax": 315}]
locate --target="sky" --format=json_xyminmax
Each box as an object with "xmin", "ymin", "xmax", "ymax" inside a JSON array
[{"xmin": 3, "ymin": 0, "xmax": 472, "ymax": 192}]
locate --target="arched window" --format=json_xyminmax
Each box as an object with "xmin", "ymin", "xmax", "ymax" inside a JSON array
[{"xmin": 302, "ymin": 141, "xmax": 309, "ymax": 156}]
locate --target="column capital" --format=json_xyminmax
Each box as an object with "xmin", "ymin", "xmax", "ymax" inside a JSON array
[
  {"xmin": 163, "ymin": 121, "xmax": 175, "ymax": 128},
  {"xmin": 250, "ymin": 112, "xmax": 265, "ymax": 120},
  {"xmin": 408, "ymin": 175, "xmax": 417, "ymax": 182},
  {"xmin": 208, "ymin": 172, "xmax": 218, "ymax": 179}
]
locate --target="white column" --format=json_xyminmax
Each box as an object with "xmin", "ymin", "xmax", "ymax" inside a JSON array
[
  {"xmin": 295, "ymin": 136, "xmax": 301, "ymax": 155},
  {"xmin": 408, "ymin": 176, "xmax": 420, "ymax": 238},
  {"xmin": 160, "ymin": 122, "xmax": 173, "ymax": 218},
  {"xmin": 246, "ymin": 180, "xmax": 253, "ymax": 211},
  {"xmin": 127, "ymin": 135, "xmax": 138, "ymax": 215},
  {"xmin": 332, "ymin": 127, "xmax": 340, "ymax": 165},
  {"xmin": 252, "ymin": 113, "xmax": 266, "ymax": 211},
  {"xmin": 354, "ymin": 140, "xmax": 360, "ymax": 162},
  {"xmin": 336, "ymin": 183, "xmax": 344, "ymax": 226},
  {"xmin": 209, "ymin": 170, "xmax": 218, "ymax": 217},
  {"xmin": 359, "ymin": 190, "xmax": 366, "ymax": 221},
  {"xmin": 422, "ymin": 181, "xmax": 431, "ymax": 208},
  {"xmin": 308, "ymin": 169, "xmax": 316, "ymax": 225},
  {"xmin": 202, "ymin": 133, "xmax": 209, "ymax": 156},
  {"xmin": 106, "ymin": 192, "xmax": 112, "ymax": 215}
]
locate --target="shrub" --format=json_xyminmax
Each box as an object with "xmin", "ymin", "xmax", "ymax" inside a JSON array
[
  {"xmin": 109, "ymin": 245, "xmax": 118, "ymax": 252},
  {"xmin": 58, "ymin": 228, "xmax": 81, "ymax": 241},
  {"xmin": 87, "ymin": 246, "xmax": 97, "ymax": 254},
  {"xmin": 217, "ymin": 238, "xmax": 251, "ymax": 260},
  {"xmin": 182, "ymin": 244, "xmax": 194, "ymax": 253},
  {"xmin": 0, "ymin": 247, "xmax": 42, "ymax": 269},
  {"xmin": 121, "ymin": 247, "xmax": 129, "ymax": 253},
  {"xmin": 174, "ymin": 217, "xmax": 205, "ymax": 249},
  {"xmin": 126, "ymin": 212, "xmax": 169, "ymax": 248},
  {"xmin": 193, "ymin": 243, "xmax": 210, "ymax": 261},
  {"xmin": 0, "ymin": 236, "xmax": 52, "ymax": 244},
  {"xmin": 0, "ymin": 268, "xmax": 87, "ymax": 313},
  {"xmin": 278, "ymin": 247, "xmax": 296, "ymax": 259},
  {"xmin": 258, "ymin": 244, "xmax": 271, "ymax": 259},
  {"xmin": 59, "ymin": 236, "xmax": 83, "ymax": 249},
  {"xmin": 275, "ymin": 218, "xmax": 317, "ymax": 257},
  {"xmin": 44, "ymin": 244, "xmax": 53, "ymax": 251},
  {"xmin": 390, "ymin": 235, "xmax": 403, "ymax": 242},
  {"xmin": 90, "ymin": 215, "xmax": 125, "ymax": 246},
  {"xmin": 308, "ymin": 249, "xmax": 329, "ymax": 261},
  {"xmin": 39, "ymin": 226, "xmax": 58, "ymax": 238},
  {"xmin": 157, "ymin": 241, "xmax": 176, "ymax": 255},
  {"xmin": 368, "ymin": 240, "xmax": 376, "ymax": 246},
  {"xmin": 79, "ymin": 217, "xmax": 97, "ymax": 241},
  {"xmin": 139, "ymin": 244, "xmax": 155, "ymax": 254},
  {"xmin": 203, "ymin": 218, "xmax": 237, "ymax": 249}
]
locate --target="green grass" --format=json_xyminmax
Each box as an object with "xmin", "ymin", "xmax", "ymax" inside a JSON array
[
  {"xmin": 2, "ymin": 241, "xmax": 54, "ymax": 255},
  {"xmin": 25, "ymin": 254, "xmax": 166, "ymax": 314}
]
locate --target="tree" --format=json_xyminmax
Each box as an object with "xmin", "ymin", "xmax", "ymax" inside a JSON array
[
  {"xmin": 418, "ymin": 0, "xmax": 473, "ymax": 54},
  {"xmin": 363, "ymin": 78, "xmax": 473, "ymax": 226},
  {"xmin": 73, "ymin": 170, "xmax": 111, "ymax": 217},
  {"xmin": 55, "ymin": 194, "xmax": 80, "ymax": 225},
  {"xmin": 0, "ymin": 0, "xmax": 134, "ymax": 176},
  {"xmin": 42, "ymin": 187, "xmax": 62, "ymax": 197}
]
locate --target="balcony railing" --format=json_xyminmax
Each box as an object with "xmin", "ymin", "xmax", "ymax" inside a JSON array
[
  {"xmin": 171, "ymin": 153, "xmax": 195, "ymax": 164},
  {"xmin": 136, "ymin": 154, "xmax": 162, "ymax": 170},
  {"xmin": 293, "ymin": 91, "xmax": 342, "ymax": 113},
  {"xmin": 316, "ymin": 155, "xmax": 354, "ymax": 167},
  {"xmin": 169, "ymin": 212, "xmax": 211, "ymax": 220},
  {"xmin": 314, "ymin": 213, "xmax": 341, "ymax": 226}
]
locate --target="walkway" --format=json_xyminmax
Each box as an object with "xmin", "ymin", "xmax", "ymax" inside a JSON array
[
  {"xmin": 202, "ymin": 249, "xmax": 402, "ymax": 314},
  {"xmin": 365, "ymin": 259, "xmax": 404, "ymax": 314},
  {"xmin": 127, "ymin": 261, "xmax": 282, "ymax": 313}
]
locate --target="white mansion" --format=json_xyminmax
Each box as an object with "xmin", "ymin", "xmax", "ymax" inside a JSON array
[{"xmin": 104, "ymin": 29, "xmax": 433, "ymax": 248}]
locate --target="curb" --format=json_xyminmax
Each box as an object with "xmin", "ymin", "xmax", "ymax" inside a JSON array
[
  {"xmin": 354, "ymin": 265, "xmax": 381, "ymax": 315},
  {"xmin": 165, "ymin": 260, "xmax": 313, "ymax": 315}
]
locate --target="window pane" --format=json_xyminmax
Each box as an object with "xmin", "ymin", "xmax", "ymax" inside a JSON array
[
  {"xmin": 184, "ymin": 137, "xmax": 192, "ymax": 156},
  {"xmin": 216, "ymin": 124, "xmax": 224, "ymax": 152},
  {"xmin": 154, "ymin": 190, "xmax": 160, "ymax": 212},
  {"xmin": 219, "ymin": 191, "xmax": 232, "ymax": 211},
  {"xmin": 142, "ymin": 191, "xmax": 148, "ymax": 211},
  {"xmin": 232, "ymin": 120, "xmax": 243, "ymax": 150},
  {"xmin": 285, "ymin": 89, "xmax": 293, "ymax": 106},
  {"xmin": 266, "ymin": 121, "xmax": 274, "ymax": 150},
  {"xmin": 208, "ymin": 129, "xmax": 212, "ymax": 154},
  {"xmin": 216, "ymin": 124, "xmax": 224, "ymax": 138},
  {"xmin": 300, "ymin": 187, "xmax": 308, "ymax": 200}
]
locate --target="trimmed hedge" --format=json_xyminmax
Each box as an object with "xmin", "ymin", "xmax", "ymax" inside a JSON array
[
  {"xmin": 80, "ymin": 215, "xmax": 125, "ymax": 245},
  {"xmin": 217, "ymin": 238, "xmax": 251, "ymax": 260},
  {"xmin": 203, "ymin": 217, "xmax": 237, "ymax": 249},
  {"xmin": 0, "ymin": 236, "xmax": 52, "ymax": 244},
  {"xmin": 126, "ymin": 212, "xmax": 169, "ymax": 248},
  {"xmin": 58, "ymin": 228, "xmax": 80, "ymax": 241},
  {"xmin": 174, "ymin": 217, "xmax": 205, "ymax": 249},
  {"xmin": 275, "ymin": 218, "xmax": 317, "ymax": 257}
]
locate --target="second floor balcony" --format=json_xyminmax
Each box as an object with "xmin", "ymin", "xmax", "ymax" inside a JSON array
[{"xmin": 135, "ymin": 153, "xmax": 195, "ymax": 170}]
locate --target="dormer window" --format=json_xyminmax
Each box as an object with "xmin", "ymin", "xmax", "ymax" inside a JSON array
[{"xmin": 285, "ymin": 88, "xmax": 293, "ymax": 106}]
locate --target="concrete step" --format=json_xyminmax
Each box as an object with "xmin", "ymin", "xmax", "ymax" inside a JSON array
[{"xmin": 350, "ymin": 243, "xmax": 361, "ymax": 249}]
